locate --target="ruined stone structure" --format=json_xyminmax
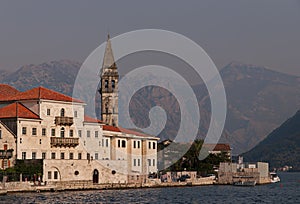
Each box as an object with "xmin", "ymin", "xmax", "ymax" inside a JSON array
[{"xmin": 218, "ymin": 162, "xmax": 271, "ymax": 184}]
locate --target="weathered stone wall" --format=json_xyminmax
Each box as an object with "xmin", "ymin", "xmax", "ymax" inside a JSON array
[
  {"xmin": 0, "ymin": 122, "xmax": 16, "ymax": 169},
  {"xmin": 43, "ymin": 159, "xmax": 128, "ymax": 184}
]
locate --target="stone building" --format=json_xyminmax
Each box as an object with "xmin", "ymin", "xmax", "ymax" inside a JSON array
[
  {"xmin": 0, "ymin": 121, "xmax": 16, "ymax": 169},
  {"xmin": 202, "ymin": 143, "xmax": 231, "ymax": 160},
  {"xmin": 0, "ymin": 36, "xmax": 159, "ymax": 184},
  {"xmin": 218, "ymin": 162, "xmax": 271, "ymax": 184}
]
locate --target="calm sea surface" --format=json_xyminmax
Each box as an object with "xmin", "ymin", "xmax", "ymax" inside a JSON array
[{"xmin": 1, "ymin": 172, "xmax": 299, "ymax": 204}]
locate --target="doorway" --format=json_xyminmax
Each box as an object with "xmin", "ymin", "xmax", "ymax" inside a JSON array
[{"xmin": 93, "ymin": 169, "xmax": 99, "ymax": 184}]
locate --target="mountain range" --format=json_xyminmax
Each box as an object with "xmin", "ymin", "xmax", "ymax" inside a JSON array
[
  {"xmin": 243, "ymin": 110, "xmax": 300, "ymax": 170},
  {"xmin": 1, "ymin": 60, "xmax": 299, "ymax": 154}
]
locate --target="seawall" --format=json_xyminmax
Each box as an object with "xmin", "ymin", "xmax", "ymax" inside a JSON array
[{"xmin": 0, "ymin": 178, "xmax": 215, "ymax": 194}]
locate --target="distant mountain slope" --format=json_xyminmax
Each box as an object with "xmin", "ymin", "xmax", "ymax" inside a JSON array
[
  {"xmin": 243, "ymin": 110, "xmax": 300, "ymax": 170},
  {"xmin": 2, "ymin": 60, "xmax": 81, "ymax": 95},
  {"xmin": 0, "ymin": 60, "xmax": 299, "ymax": 154},
  {"xmin": 215, "ymin": 62, "xmax": 300, "ymax": 153}
]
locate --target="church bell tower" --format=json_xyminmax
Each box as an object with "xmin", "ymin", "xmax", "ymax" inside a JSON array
[{"xmin": 99, "ymin": 34, "xmax": 119, "ymax": 126}]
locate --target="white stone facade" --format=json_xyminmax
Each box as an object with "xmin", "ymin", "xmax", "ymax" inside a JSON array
[{"xmin": 0, "ymin": 87, "xmax": 158, "ymax": 184}]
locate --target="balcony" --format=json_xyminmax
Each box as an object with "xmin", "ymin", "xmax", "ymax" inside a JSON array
[
  {"xmin": 55, "ymin": 116, "xmax": 73, "ymax": 126},
  {"xmin": 0, "ymin": 149, "xmax": 13, "ymax": 159},
  {"xmin": 50, "ymin": 137, "xmax": 79, "ymax": 148}
]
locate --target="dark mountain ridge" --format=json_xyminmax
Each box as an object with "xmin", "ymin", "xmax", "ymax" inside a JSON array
[{"xmin": 243, "ymin": 110, "xmax": 300, "ymax": 170}]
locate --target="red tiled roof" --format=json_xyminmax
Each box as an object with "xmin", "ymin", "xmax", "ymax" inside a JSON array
[
  {"xmin": 102, "ymin": 125, "xmax": 154, "ymax": 138},
  {"xmin": 84, "ymin": 115, "xmax": 103, "ymax": 123},
  {"xmin": 102, "ymin": 125, "xmax": 121, "ymax": 132},
  {"xmin": 3, "ymin": 86, "xmax": 83, "ymax": 103},
  {"xmin": 118, "ymin": 127, "xmax": 150, "ymax": 137},
  {"xmin": 203, "ymin": 144, "xmax": 231, "ymax": 151},
  {"xmin": 0, "ymin": 102, "xmax": 40, "ymax": 119},
  {"xmin": 0, "ymin": 84, "xmax": 20, "ymax": 99}
]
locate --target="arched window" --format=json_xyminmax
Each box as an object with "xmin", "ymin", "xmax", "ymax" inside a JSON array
[
  {"xmin": 60, "ymin": 127, "xmax": 65, "ymax": 138},
  {"xmin": 104, "ymin": 80, "xmax": 109, "ymax": 92},
  {"xmin": 112, "ymin": 80, "xmax": 115, "ymax": 91},
  {"xmin": 61, "ymin": 108, "xmax": 65, "ymax": 117},
  {"xmin": 122, "ymin": 140, "xmax": 126, "ymax": 148}
]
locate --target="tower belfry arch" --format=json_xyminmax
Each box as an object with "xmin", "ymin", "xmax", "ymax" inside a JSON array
[{"xmin": 99, "ymin": 35, "xmax": 119, "ymax": 126}]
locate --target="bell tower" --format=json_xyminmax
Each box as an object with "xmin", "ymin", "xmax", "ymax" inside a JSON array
[{"xmin": 99, "ymin": 34, "xmax": 119, "ymax": 126}]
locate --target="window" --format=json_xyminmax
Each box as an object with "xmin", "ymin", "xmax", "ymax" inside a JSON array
[
  {"xmin": 74, "ymin": 111, "xmax": 78, "ymax": 118},
  {"xmin": 87, "ymin": 153, "xmax": 90, "ymax": 160},
  {"xmin": 106, "ymin": 139, "xmax": 109, "ymax": 147},
  {"xmin": 112, "ymin": 80, "xmax": 115, "ymax": 90},
  {"xmin": 51, "ymin": 129, "xmax": 55, "ymax": 136},
  {"xmin": 69, "ymin": 152, "xmax": 74, "ymax": 160},
  {"xmin": 148, "ymin": 159, "xmax": 151, "ymax": 166},
  {"xmin": 102, "ymin": 139, "xmax": 104, "ymax": 147},
  {"xmin": 20, "ymin": 138, "xmax": 22, "ymax": 144},
  {"xmin": 133, "ymin": 141, "xmax": 136, "ymax": 148},
  {"xmin": 95, "ymin": 131, "xmax": 98, "ymax": 138},
  {"xmin": 69, "ymin": 129, "xmax": 73, "ymax": 137},
  {"xmin": 60, "ymin": 108, "xmax": 65, "ymax": 117},
  {"xmin": 61, "ymin": 152, "xmax": 65, "ymax": 159},
  {"xmin": 22, "ymin": 152, "xmax": 26, "ymax": 160},
  {"xmin": 32, "ymin": 128, "xmax": 37, "ymax": 136},
  {"xmin": 153, "ymin": 142, "xmax": 156, "ymax": 149},
  {"xmin": 138, "ymin": 159, "xmax": 140, "ymax": 166},
  {"xmin": 42, "ymin": 152, "xmax": 46, "ymax": 159},
  {"xmin": 51, "ymin": 152, "xmax": 56, "ymax": 159},
  {"xmin": 87, "ymin": 130, "xmax": 90, "ymax": 137},
  {"xmin": 105, "ymin": 80, "xmax": 108, "ymax": 90},
  {"xmin": 48, "ymin": 171, "xmax": 51, "ymax": 179},
  {"xmin": 47, "ymin": 109, "xmax": 51, "ymax": 116},
  {"xmin": 78, "ymin": 153, "xmax": 82, "ymax": 160},
  {"xmin": 122, "ymin": 140, "xmax": 126, "ymax": 148},
  {"xmin": 133, "ymin": 159, "xmax": 136, "ymax": 166},
  {"xmin": 78, "ymin": 130, "xmax": 82, "ymax": 137},
  {"xmin": 39, "ymin": 139, "xmax": 42, "ymax": 144},
  {"xmin": 32, "ymin": 152, "xmax": 36, "ymax": 160},
  {"xmin": 60, "ymin": 127, "xmax": 65, "ymax": 138},
  {"xmin": 95, "ymin": 153, "xmax": 98, "ymax": 160},
  {"xmin": 54, "ymin": 171, "xmax": 58, "ymax": 180},
  {"xmin": 153, "ymin": 159, "xmax": 155, "ymax": 166},
  {"xmin": 148, "ymin": 142, "xmax": 151, "ymax": 149},
  {"xmin": 138, "ymin": 141, "xmax": 140, "ymax": 149},
  {"xmin": 22, "ymin": 127, "xmax": 26, "ymax": 135},
  {"xmin": 42, "ymin": 128, "xmax": 46, "ymax": 136},
  {"xmin": 118, "ymin": 140, "xmax": 120, "ymax": 148}
]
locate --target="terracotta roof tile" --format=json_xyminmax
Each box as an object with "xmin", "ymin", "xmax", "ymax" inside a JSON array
[
  {"xmin": 0, "ymin": 84, "xmax": 20, "ymax": 99},
  {"xmin": 84, "ymin": 115, "xmax": 103, "ymax": 123},
  {"xmin": 118, "ymin": 127, "xmax": 150, "ymax": 137},
  {"xmin": 102, "ymin": 125, "xmax": 121, "ymax": 132},
  {"xmin": 0, "ymin": 102, "xmax": 40, "ymax": 119},
  {"xmin": 102, "ymin": 125, "xmax": 155, "ymax": 138},
  {"xmin": 3, "ymin": 86, "xmax": 83, "ymax": 103}
]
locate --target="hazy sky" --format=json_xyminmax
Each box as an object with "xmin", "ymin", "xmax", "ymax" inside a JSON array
[{"xmin": 0, "ymin": 0, "xmax": 300, "ymax": 76}]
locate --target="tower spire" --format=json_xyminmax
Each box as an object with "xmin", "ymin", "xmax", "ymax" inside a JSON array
[
  {"xmin": 99, "ymin": 34, "xmax": 119, "ymax": 126},
  {"xmin": 101, "ymin": 34, "xmax": 116, "ymax": 75}
]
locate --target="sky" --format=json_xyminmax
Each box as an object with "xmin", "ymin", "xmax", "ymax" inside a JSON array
[{"xmin": 0, "ymin": 0, "xmax": 300, "ymax": 76}]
